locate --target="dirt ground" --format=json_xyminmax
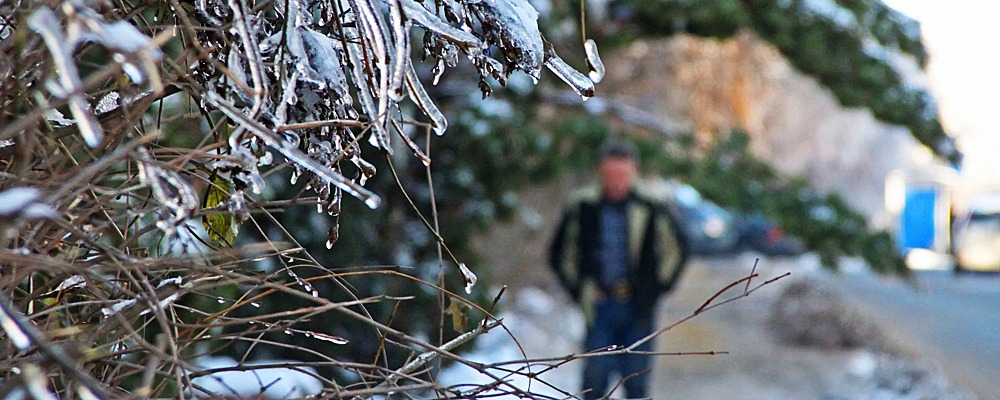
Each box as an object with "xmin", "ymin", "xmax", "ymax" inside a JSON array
[{"xmin": 454, "ymin": 253, "xmax": 976, "ymax": 399}]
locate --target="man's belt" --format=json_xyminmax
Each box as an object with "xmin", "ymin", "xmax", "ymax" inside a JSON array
[{"xmin": 605, "ymin": 281, "xmax": 631, "ymax": 301}]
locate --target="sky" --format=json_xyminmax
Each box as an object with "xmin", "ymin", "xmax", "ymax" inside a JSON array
[{"xmin": 882, "ymin": 0, "xmax": 1000, "ymax": 188}]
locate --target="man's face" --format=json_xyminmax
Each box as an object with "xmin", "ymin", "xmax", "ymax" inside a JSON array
[{"xmin": 599, "ymin": 156, "xmax": 637, "ymax": 202}]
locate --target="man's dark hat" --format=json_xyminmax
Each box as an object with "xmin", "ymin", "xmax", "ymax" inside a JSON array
[{"xmin": 598, "ymin": 140, "xmax": 639, "ymax": 161}]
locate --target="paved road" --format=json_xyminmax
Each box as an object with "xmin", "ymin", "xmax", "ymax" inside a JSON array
[{"xmin": 833, "ymin": 269, "xmax": 1000, "ymax": 400}]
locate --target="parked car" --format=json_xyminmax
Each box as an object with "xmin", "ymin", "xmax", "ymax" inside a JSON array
[
  {"xmin": 732, "ymin": 213, "xmax": 807, "ymax": 256},
  {"xmin": 660, "ymin": 182, "xmax": 741, "ymax": 255},
  {"xmin": 951, "ymin": 205, "xmax": 1000, "ymax": 273},
  {"xmin": 658, "ymin": 181, "xmax": 804, "ymax": 256}
]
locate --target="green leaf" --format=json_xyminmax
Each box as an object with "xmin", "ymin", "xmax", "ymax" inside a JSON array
[{"xmin": 202, "ymin": 175, "xmax": 236, "ymax": 245}]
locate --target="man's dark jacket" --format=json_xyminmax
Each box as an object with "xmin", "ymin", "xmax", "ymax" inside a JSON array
[{"xmin": 548, "ymin": 184, "xmax": 689, "ymax": 320}]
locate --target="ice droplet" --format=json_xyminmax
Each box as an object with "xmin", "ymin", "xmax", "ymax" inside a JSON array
[
  {"xmin": 364, "ymin": 196, "xmax": 381, "ymax": 209},
  {"xmin": 258, "ymin": 151, "xmax": 273, "ymax": 166},
  {"xmin": 284, "ymin": 329, "xmax": 292, "ymax": 335},
  {"xmin": 216, "ymin": 297, "xmax": 225, "ymax": 304},
  {"xmin": 308, "ymin": 332, "xmax": 349, "ymax": 344},
  {"xmin": 458, "ymin": 263, "xmax": 477, "ymax": 294},
  {"xmin": 250, "ymin": 302, "xmax": 260, "ymax": 308}
]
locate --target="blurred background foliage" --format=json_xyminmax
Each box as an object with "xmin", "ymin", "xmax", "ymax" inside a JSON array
[
  {"xmin": 570, "ymin": 0, "xmax": 955, "ymax": 162},
  {"xmin": 202, "ymin": 0, "xmax": 928, "ymax": 366}
]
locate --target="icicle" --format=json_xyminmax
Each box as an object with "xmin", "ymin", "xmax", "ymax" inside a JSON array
[
  {"xmin": 584, "ymin": 39, "xmax": 605, "ymax": 83},
  {"xmin": 544, "ymin": 52, "xmax": 596, "ymax": 100},
  {"xmin": 405, "ymin": 58, "xmax": 448, "ymax": 135},
  {"xmin": 344, "ymin": 37, "xmax": 392, "ymax": 153},
  {"xmin": 387, "ymin": 2, "xmax": 409, "ymax": 102}
]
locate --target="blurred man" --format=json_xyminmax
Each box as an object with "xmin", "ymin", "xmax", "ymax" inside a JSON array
[{"xmin": 548, "ymin": 140, "xmax": 689, "ymax": 399}]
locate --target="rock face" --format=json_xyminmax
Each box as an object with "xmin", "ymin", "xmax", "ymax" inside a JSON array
[
  {"xmin": 769, "ymin": 279, "xmax": 977, "ymax": 400},
  {"xmin": 600, "ymin": 31, "xmax": 934, "ymax": 224},
  {"xmin": 768, "ymin": 279, "xmax": 888, "ymax": 350}
]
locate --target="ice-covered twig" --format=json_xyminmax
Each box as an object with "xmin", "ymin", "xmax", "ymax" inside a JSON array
[
  {"xmin": 375, "ymin": 319, "xmax": 503, "ymax": 391},
  {"xmin": 205, "ymin": 92, "xmax": 382, "ymax": 209}
]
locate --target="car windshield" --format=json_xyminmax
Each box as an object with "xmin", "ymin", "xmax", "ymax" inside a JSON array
[
  {"xmin": 673, "ymin": 184, "xmax": 702, "ymax": 208},
  {"xmin": 968, "ymin": 213, "xmax": 1000, "ymax": 227}
]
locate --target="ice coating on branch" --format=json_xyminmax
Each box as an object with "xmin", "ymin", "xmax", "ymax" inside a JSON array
[
  {"xmin": 286, "ymin": 27, "xmax": 350, "ymax": 96},
  {"xmin": 27, "ymin": 2, "xmax": 162, "ymax": 148},
  {"xmin": 0, "ymin": 187, "xmax": 56, "ymax": 220},
  {"xmin": 349, "ymin": 0, "xmax": 393, "ymax": 152},
  {"xmin": 28, "ymin": 8, "xmax": 103, "ymax": 148},
  {"xmin": 399, "ymin": 0, "xmax": 481, "ymax": 48},
  {"xmin": 544, "ymin": 52, "xmax": 595, "ymax": 100},
  {"xmin": 136, "ymin": 148, "xmax": 200, "ymax": 237},
  {"xmin": 95, "ymin": 92, "xmax": 121, "ymax": 114},
  {"xmin": 458, "ymin": 263, "xmax": 478, "ymax": 294},
  {"xmin": 205, "ymin": 92, "xmax": 382, "ymax": 209},
  {"xmin": 468, "ymin": 0, "xmax": 545, "ymax": 80},
  {"xmin": 184, "ymin": 0, "xmax": 595, "ymax": 215},
  {"xmin": 0, "ymin": 303, "xmax": 32, "ymax": 350}
]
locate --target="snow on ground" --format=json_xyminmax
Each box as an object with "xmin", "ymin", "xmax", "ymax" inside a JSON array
[
  {"xmin": 188, "ymin": 356, "xmax": 324, "ymax": 399},
  {"xmin": 437, "ymin": 286, "xmax": 586, "ymax": 397}
]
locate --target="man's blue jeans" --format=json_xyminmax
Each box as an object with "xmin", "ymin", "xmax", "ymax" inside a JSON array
[{"xmin": 582, "ymin": 298, "xmax": 654, "ymax": 399}]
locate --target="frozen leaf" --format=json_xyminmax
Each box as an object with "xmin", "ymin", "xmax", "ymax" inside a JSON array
[
  {"xmin": 388, "ymin": 1, "xmax": 409, "ymax": 102},
  {"xmin": 139, "ymin": 293, "xmax": 180, "ymax": 316},
  {"xmin": 445, "ymin": 298, "xmax": 469, "ymax": 332},
  {"xmin": 349, "ymin": 0, "xmax": 393, "ymax": 151},
  {"xmin": 457, "ymin": 262, "xmax": 477, "ymax": 294},
  {"xmin": 344, "ymin": 38, "xmax": 391, "ymax": 153},
  {"xmin": 40, "ymin": 275, "xmax": 87, "ymax": 296},
  {"xmin": 156, "ymin": 277, "xmax": 185, "ymax": 288},
  {"xmin": 286, "ymin": 27, "xmax": 350, "ymax": 96},
  {"xmin": 137, "ymin": 148, "xmax": 199, "ymax": 236},
  {"xmin": 468, "ymin": 0, "xmax": 545, "ymax": 80},
  {"xmin": 43, "ymin": 109, "xmax": 75, "ymax": 127}
]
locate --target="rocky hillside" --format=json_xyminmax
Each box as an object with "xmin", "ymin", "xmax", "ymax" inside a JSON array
[{"xmin": 599, "ymin": 31, "xmax": 938, "ymax": 224}]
